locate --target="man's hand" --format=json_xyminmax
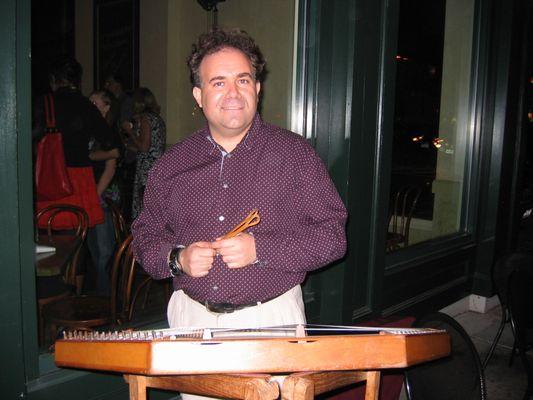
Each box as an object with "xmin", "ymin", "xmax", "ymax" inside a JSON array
[
  {"xmin": 179, "ymin": 242, "xmax": 216, "ymax": 277},
  {"xmin": 211, "ymin": 233, "xmax": 257, "ymax": 269},
  {"xmin": 121, "ymin": 120, "xmax": 134, "ymax": 136}
]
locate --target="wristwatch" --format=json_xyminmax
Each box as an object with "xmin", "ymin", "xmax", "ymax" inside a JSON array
[{"xmin": 168, "ymin": 247, "xmax": 184, "ymax": 277}]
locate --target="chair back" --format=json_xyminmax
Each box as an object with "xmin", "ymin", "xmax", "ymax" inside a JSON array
[
  {"xmin": 404, "ymin": 312, "xmax": 486, "ymax": 400},
  {"xmin": 35, "ymin": 204, "xmax": 89, "ymax": 291},
  {"xmin": 41, "ymin": 234, "xmax": 137, "ymax": 341},
  {"xmin": 507, "ymin": 264, "xmax": 533, "ymax": 347},
  {"xmin": 387, "ymin": 185, "xmax": 422, "ymax": 251},
  {"xmin": 105, "ymin": 198, "xmax": 129, "ymax": 243},
  {"xmin": 109, "ymin": 234, "xmax": 135, "ymax": 324},
  {"xmin": 492, "ymin": 253, "xmax": 533, "ymax": 307},
  {"xmin": 36, "ymin": 204, "xmax": 89, "ymax": 241}
]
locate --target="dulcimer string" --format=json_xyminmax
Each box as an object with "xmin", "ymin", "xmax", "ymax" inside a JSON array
[{"xmin": 61, "ymin": 324, "xmax": 445, "ymax": 341}]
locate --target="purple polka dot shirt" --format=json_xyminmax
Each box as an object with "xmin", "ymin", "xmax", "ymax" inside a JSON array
[{"xmin": 131, "ymin": 114, "xmax": 347, "ymax": 305}]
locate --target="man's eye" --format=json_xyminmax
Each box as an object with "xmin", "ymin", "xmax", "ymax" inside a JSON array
[
  {"xmin": 238, "ymin": 79, "xmax": 250, "ymax": 85},
  {"xmin": 213, "ymin": 81, "xmax": 224, "ymax": 87}
]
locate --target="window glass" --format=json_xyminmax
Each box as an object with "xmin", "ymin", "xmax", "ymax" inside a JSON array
[
  {"xmin": 33, "ymin": 0, "xmax": 296, "ymax": 357},
  {"xmin": 387, "ymin": 0, "xmax": 475, "ymax": 252}
]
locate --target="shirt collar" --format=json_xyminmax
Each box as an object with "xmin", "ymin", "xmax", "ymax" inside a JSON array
[{"xmin": 204, "ymin": 113, "xmax": 263, "ymax": 154}]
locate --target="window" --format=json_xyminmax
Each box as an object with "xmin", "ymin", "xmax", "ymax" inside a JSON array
[{"xmin": 387, "ymin": 0, "xmax": 475, "ymax": 251}]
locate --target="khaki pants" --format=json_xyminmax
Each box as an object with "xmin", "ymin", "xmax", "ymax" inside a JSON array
[{"xmin": 166, "ymin": 285, "xmax": 306, "ymax": 400}]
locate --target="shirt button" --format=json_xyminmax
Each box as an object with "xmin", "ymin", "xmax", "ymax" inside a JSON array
[
  {"xmin": 226, "ymin": 154, "xmax": 232, "ymax": 158},
  {"xmin": 212, "ymin": 286, "xmax": 219, "ymax": 291},
  {"xmin": 218, "ymin": 215, "xmax": 225, "ymax": 221},
  {"xmin": 222, "ymin": 183, "xmax": 229, "ymax": 189}
]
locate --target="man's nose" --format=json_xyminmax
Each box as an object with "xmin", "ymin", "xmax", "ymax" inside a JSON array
[{"xmin": 225, "ymin": 82, "xmax": 240, "ymax": 97}]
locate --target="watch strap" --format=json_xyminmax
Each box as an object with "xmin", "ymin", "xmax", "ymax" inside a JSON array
[{"xmin": 168, "ymin": 247, "xmax": 184, "ymax": 277}]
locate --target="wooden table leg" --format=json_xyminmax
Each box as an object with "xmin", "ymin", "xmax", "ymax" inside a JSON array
[
  {"xmin": 364, "ymin": 371, "xmax": 381, "ymax": 400},
  {"xmin": 125, "ymin": 375, "xmax": 147, "ymax": 400},
  {"xmin": 281, "ymin": 371, "xmax": 369, "ymax": 400}
]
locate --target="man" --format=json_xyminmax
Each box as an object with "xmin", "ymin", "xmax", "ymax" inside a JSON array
[
  {"xmin": 103, "ymin": 74, "xmax": 134, "ymax": 126},
  {"xmin": 131, "ymin": 28, "xmax": 347, "ymax": 331},
  {"xmin": 103, "ymin": 74, "xmax": 136, "ymax": 223}
]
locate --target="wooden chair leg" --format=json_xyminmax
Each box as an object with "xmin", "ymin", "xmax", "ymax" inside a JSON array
[
  {"xmin": 75, "ymin": 274, "xmax": 84, "ymax": 295},
  {"xmin": 141, "ymin": 279, "xmax": 152, "ymax": 310},
  {"xmin": 128, "ymin": 276, "xmax": 152, "ymax": 322},
  {"xmin": 49, "ymin": 323, "xmax": 58, "ymax": 344}
]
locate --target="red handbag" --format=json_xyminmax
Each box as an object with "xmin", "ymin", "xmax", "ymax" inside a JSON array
[{"xmin": 35, "ymin": 94, "xmax": 73, "ymax": 201}]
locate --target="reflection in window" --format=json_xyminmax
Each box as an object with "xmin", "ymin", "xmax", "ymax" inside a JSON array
[{"xmin": 387, "ymin": 0, "xmax": 475, "ymax": 251}]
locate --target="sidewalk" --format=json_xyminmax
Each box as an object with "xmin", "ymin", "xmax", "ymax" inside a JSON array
[
  {"xmin": 398, "ymin": 305, "xmax": 530, "ymax": 399},
  {"xmin": 455, "ymin": 306, "xmax": 529, "ymax": 399}
]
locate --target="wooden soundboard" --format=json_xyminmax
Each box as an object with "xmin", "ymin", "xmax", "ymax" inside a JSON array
[{"xmin": 54, "ymin": 326, "xmax": 450, "ymax": 400}]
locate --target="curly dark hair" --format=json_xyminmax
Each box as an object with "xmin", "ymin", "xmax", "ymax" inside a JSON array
[
  {"xmin": 187, "ymin": 28, "xmax": 266, "ymax": 88},
  {"xmin": 48, "ymin": 56, "xmax": 83, "ymax": 88}
]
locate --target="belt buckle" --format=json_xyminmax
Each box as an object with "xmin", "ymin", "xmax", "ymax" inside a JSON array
[{"xmin": 205, "ymin": 301, "xmax": 237, "ymax": 314}]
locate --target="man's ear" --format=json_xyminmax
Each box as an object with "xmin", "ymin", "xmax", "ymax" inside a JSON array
[
  {"xmin": 192, "ymin": 87, "xmax": 203, "ymax": 108},
  {"xmin": 255, "ymin": 81, "xmax": 261, "ymax": 96}
]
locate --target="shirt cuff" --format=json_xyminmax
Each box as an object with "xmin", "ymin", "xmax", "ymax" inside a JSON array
[{"xmin": 159, "ymin": 242, "xmax": 175, "ymax": 266}]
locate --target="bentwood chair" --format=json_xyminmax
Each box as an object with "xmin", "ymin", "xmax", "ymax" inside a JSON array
[
  {"xmin": 106, "ymin": 198, "xmax": 170, "ymax": 316},
  {"xmin": 404, "ymin": 312, "xmax": 486, "ymax": 400},
  {"xmin": 35, "ymin": 204, "xmax": 88, "ymax": 345},
  {"xmin": 105, "ymin": 197, "xmax": 129, "ymax": 244},
  {"xmin": 42, "ymin": 235, "xmax": 136, "ymax": 341},
  {"xmin": 128, "ymin": 262, "xmax": 173, "ymax": 321},
  {"xmin": 36, "ymin": 204, "xmax": 89, "ymax": 293},
  {"xmin": 386, "ymin": 186, "xmax": 422, "ymax": 252}
]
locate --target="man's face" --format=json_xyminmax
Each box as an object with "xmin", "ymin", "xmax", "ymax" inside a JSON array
[
  {"xmin": 104, "ymin": 78, "xmax": 121, "ymax": 97},
  {"xmin": 192, "ymin": 48, "xmax": 260, "ymax": 144}
]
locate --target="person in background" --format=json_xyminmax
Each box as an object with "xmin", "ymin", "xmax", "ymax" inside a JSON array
[
  {"xmin": 131, "ymin": 28, "xmax": 347, "ymax": 378},
  {"xmin": 33, "ymin": 57, "xmax": 114, "ymax": 231},
  {"xmin": 121, "ymin": 87, "xmax": 166, "ymax": 220},
  {"xmin": 87, "ymin": 89, "xmax": 122, "ymax": 294},
  {"xmin": 103, "ymin": 74, "xmax": 133, "ymax": 128},
  {"xmin": 103, "ymin": 74, "xmax": 136, "ymax": 223}
]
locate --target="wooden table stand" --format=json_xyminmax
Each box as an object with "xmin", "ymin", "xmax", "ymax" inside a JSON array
[
  {"xmin": 125, "ymin": 373, "xmax": 280, "ymax": 400},
  {"xmin": 125, "ymin": 370, "xmax": 382, "ymax": 400}
]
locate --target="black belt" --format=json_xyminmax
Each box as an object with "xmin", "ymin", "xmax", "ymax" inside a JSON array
[
  {"xmin": 204, "ymin": 301, "xmax": 258, "ymax": 314},
  {"xmin": 202, "ymin": 294, "xmax": 279, "ymax": 314}
]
